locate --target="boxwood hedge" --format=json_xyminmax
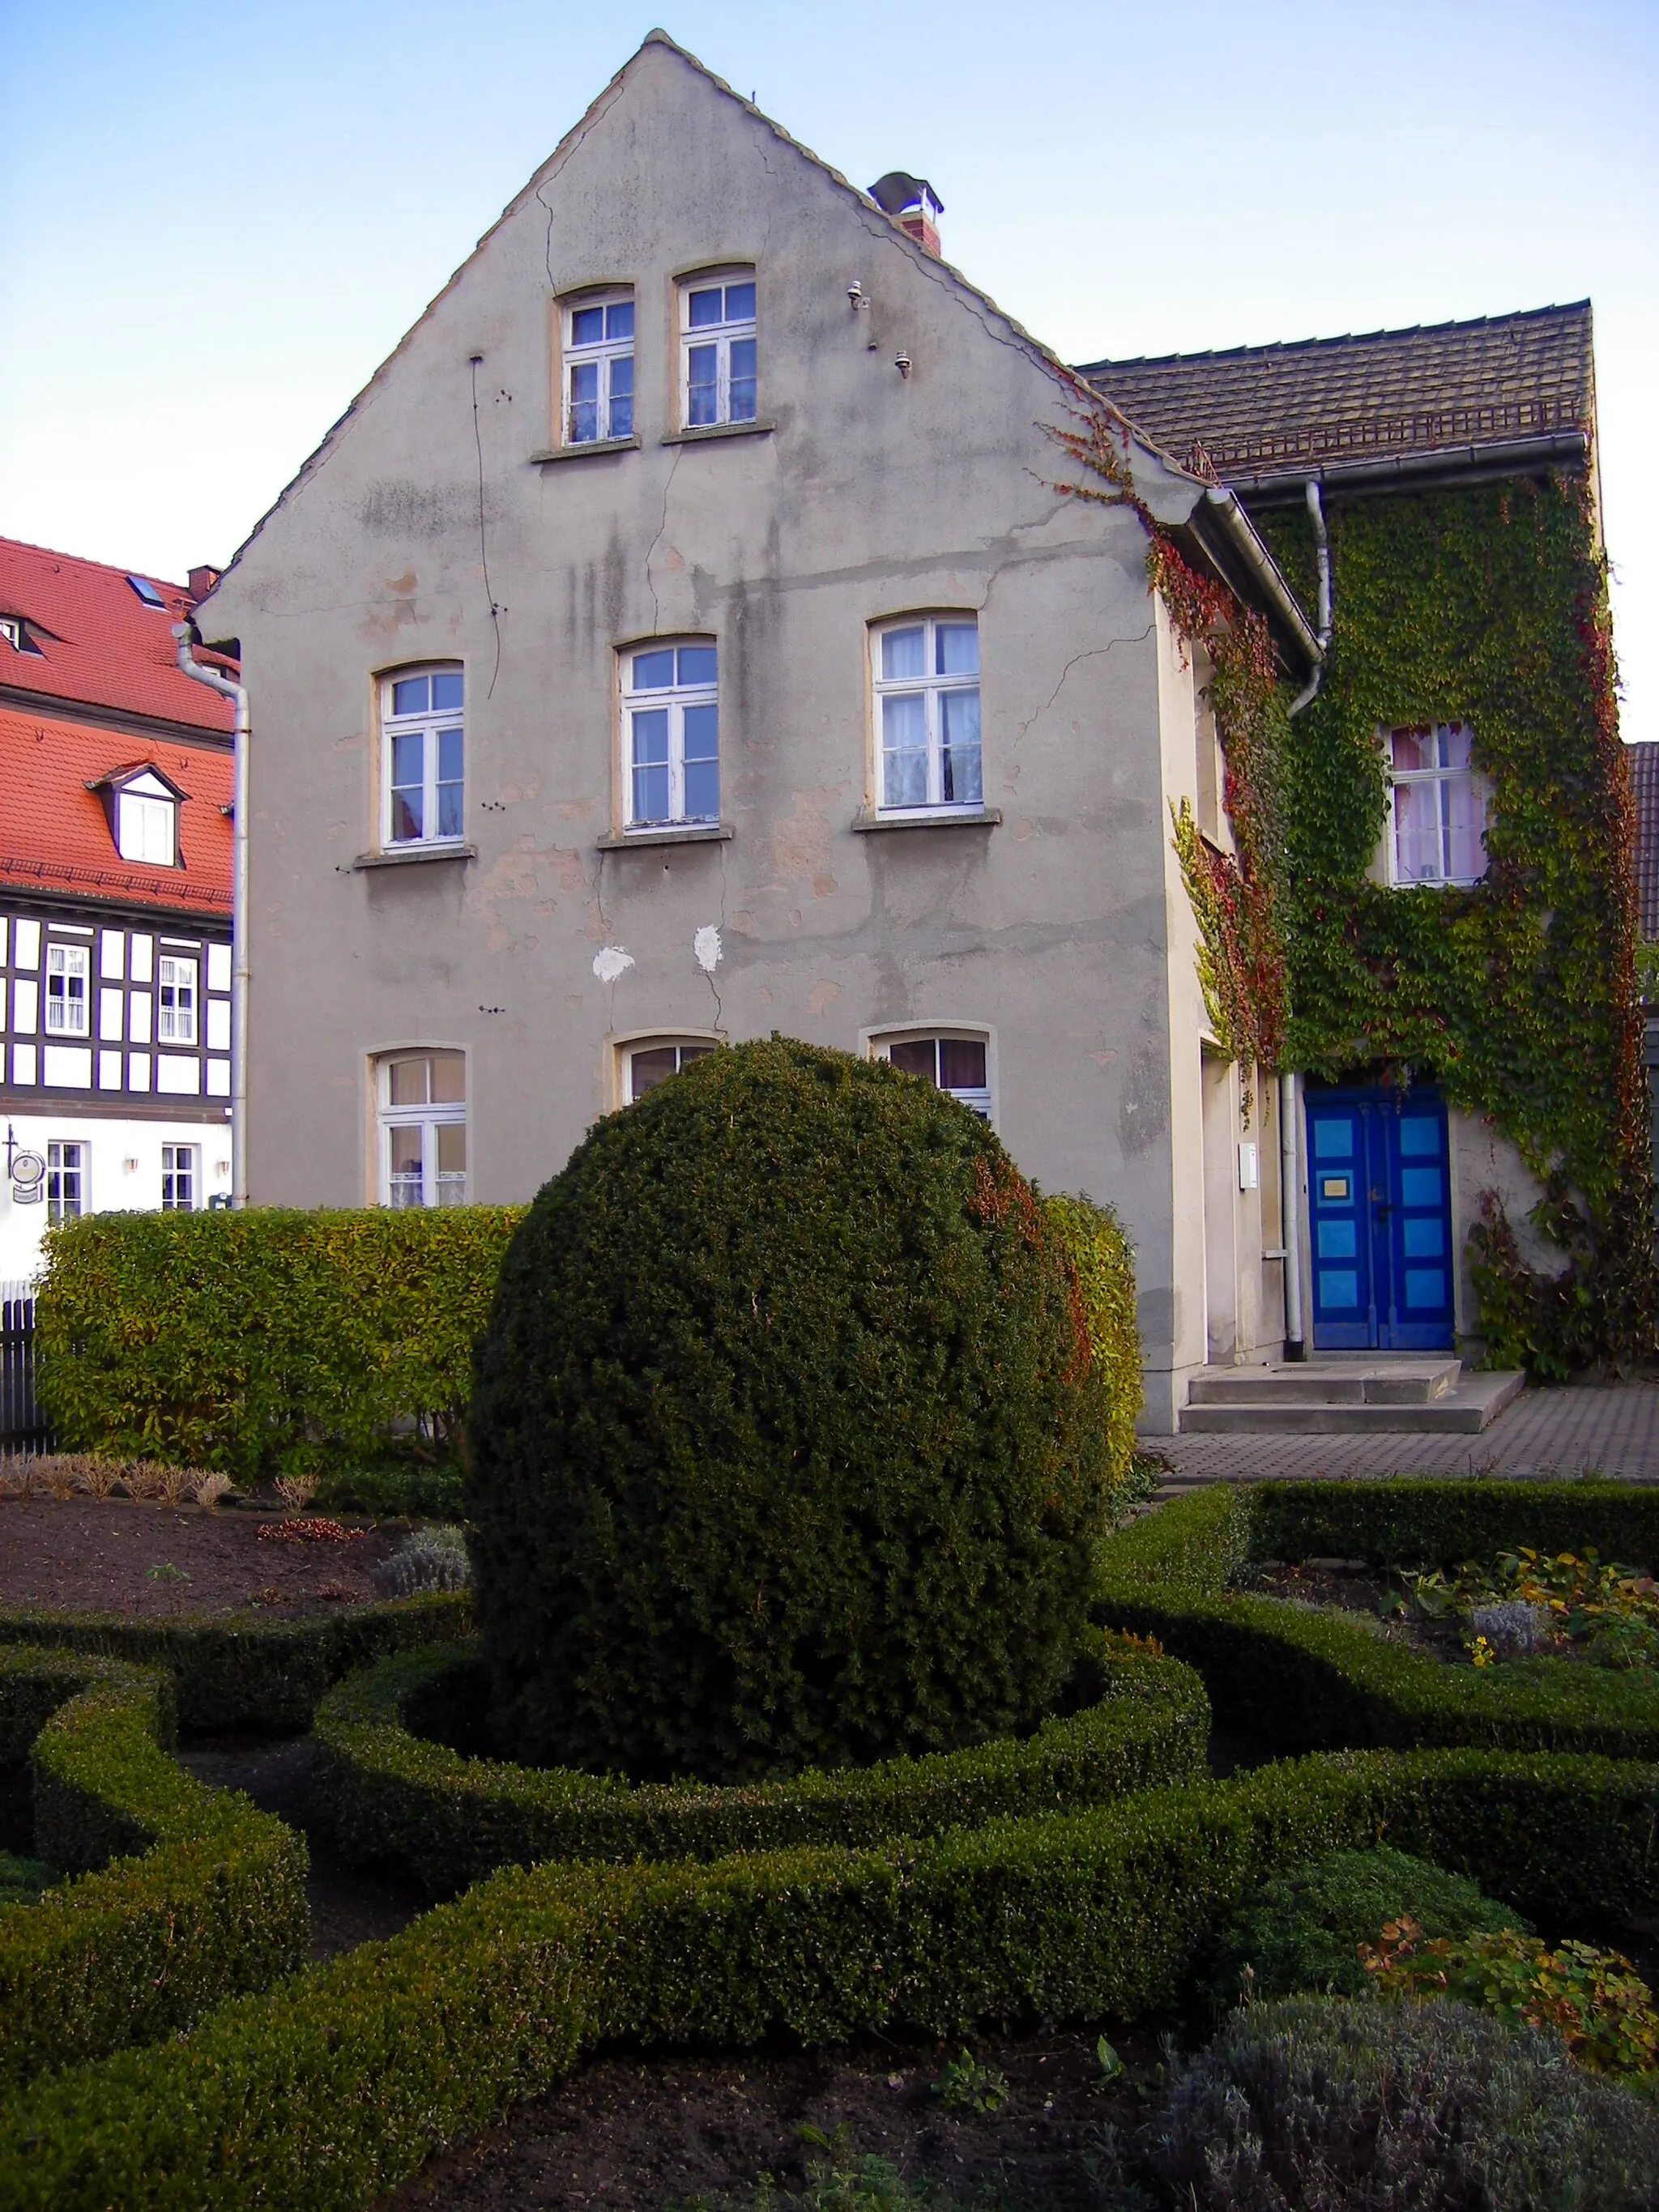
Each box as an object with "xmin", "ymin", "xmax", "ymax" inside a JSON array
[
  {"xmin": 0, "ymin": 1646, "xmax": 308, "ymax": 2089},
  {"xmin": 1, "ymin": 1744, "xmax": 1654, "ymax": 2212},
  {"xmin": 1250, "ymin": 1477, "xmax": 1659, "ymax": 1573},
  {"xmin": 1093, "ymin": 1485, "xmax": 1659, "ymax": 1758},
  {"xmin": 0, "ymin": 1590, "xmax": 471, "ymax": 1733},
  {"xmin": 311, "ymin": 1634, "xmax": 1210, "ymax": 1893}
]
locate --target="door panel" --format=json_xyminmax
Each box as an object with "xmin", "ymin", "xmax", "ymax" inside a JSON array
[{"xmin": 1306, "ymin": 1091, "xmax": 1454, "ymax": 1351}]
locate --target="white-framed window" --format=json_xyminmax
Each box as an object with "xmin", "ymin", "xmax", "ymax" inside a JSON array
[
  {"xmin": 46, "ymin": 1140, "xmax": 86, "ymax": 1224},
  {"xmin": 115, "ymin": 772, "xmax": 177, "ymax": 865},
  {"xmin": 680, "ymin": 274, "xmax": 757, "ymax": 428},
  {"xmin": 383, "ymin": 667, "xmax": 464, "ymax": 846},
  {"xmin": 1385, "ymin": 722, "xmax": 1488, "ymax": 887},
  {"xmin": 875, "ymin": 1032, "xmax": 992, "ymax": 1119},
  {"xmin": 621, "ymin": 641, "xmax": 719, "ymax": 826},
  {"xmin": 45, "ymin": 944, "xmax": 90, "ymax": 1035},
  {"xmin": 157, "ymin": 955, "xmax": 197, "ymax": 1044},
  {"xmin": 565, "ymin": 292, "xmax": 635, "ymax": 444},
  {"xmin": 378, "ymin": 1051, "xmax": 467, "ymax": 1207},
  {"xmin": 161, "ymin": 1144, "xmax": 197, "ymax": 1211},
  {"xmin": 873, "ymin": 616, "xmax": 983, "ymax": 812},
  {"xmin": 625, "ymin": 1039, "xmax": 715, "ymax": 1102}
]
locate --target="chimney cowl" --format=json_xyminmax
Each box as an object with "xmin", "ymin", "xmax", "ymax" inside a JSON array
[{"xmin": 868, "ymin": 170, "xmax": 944, "ymax": 256}]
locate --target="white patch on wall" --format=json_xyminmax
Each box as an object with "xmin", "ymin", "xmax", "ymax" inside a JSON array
[
  {"xmin": 693, "ymin": 925, "xmax": 722, "ymax": 974},
  {"xmin": 157, "ymin": 1055, "xmax": 201, "ymax": 1097},
  {"xmin": 592, "ymin": 946, "xmax": 635, "ymax": 984}
]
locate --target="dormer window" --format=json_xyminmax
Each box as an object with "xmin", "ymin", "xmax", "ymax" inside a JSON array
[
  {"xmin": 0, "ymin": 614, "xmax": 42, "ymax": 655},
  {"xmin": 116, "ymin": 772, "xmax": 180, "ymax": 865}
]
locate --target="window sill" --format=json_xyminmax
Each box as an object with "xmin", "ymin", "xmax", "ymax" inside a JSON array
[
  {"xmin": 352, "ymin": 842, "xmax": 476, "ymax": 870},
  {"xmin": 852, "ymin": 807, "xmax": 1002, "ymax": 833},
  {"xmin": 528, "ymin": 435, "xmax": 642, "ymax": 464},
  {"xmin": 659, "ymin": 420, "xmax": 776, "ymax": 447},
  {"xmin": 596, "ymin": 822, "xmax": 735, "ymax": 851}
]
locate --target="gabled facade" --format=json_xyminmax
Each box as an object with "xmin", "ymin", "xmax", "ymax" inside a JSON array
[{"xmin": 0, "ymin": 538, "xmax": 237, "ymax": 1285}]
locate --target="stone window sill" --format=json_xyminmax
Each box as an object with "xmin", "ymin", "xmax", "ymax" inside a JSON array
[
  {"xmin": 528, "ymin": 436, "xmax": 642, "ymax": 464},
  {"xmin": 659, "ymin": 420, "xmax": 776, "ymax": 448},
  {"xmin": 352, "ymin": 842, "xmax": 476, "ymax": 870},
  {"xmin": 851, "ymin": 807, "xmax": 1002, "ymax": 833},
  {"xmin": 596, "ymin": 823, "xmax": 735, "ymax": 851}
]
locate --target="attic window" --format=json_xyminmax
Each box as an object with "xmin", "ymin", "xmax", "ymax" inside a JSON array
[
  {"xmin": 127, "ymin": 576, "xmax": 168, "ymax": 609},
  {"xmin": 0, "ymin": 615, "xmax": 42, "ymax": 655},
  {"xmin": 115, "ymin": 771, "xmax": 179, "ymax": 866}
]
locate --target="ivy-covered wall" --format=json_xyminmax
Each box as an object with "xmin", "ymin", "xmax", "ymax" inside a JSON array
[{"xmin": 1254, "ymin": 474, "xmax": 1657, "ymax": 1375}]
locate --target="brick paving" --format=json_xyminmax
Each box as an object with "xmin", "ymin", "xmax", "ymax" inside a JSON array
[{"xmin": 1158, "ymin": 1383, "xmax": 1659, "ymax": 1485}]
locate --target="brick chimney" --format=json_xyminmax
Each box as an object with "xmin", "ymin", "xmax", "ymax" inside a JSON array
[
  {"xmin": 868, "ymin": 172, "xmax": 944, "ymax": 257},
  {"xmin": 187, "ymin": 565, "xmax": 223, "ymax": 603}
]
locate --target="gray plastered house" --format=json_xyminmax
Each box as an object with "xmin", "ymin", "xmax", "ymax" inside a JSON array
[{"xmin": 198, "ymin": 32, "xmax": 1384, "ymax": 1433}]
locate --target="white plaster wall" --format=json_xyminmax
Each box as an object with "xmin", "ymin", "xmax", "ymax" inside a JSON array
[
  {"xmin": 0, "ymin": 1111, "xmax": 233, "ymax": 1284},
  {"xmin": 1448, "ymin": 1106, "xmax": 1553, "ymax": 1345}
]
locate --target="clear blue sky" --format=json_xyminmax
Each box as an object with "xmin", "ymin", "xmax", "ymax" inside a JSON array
[{"xmin": 3, "ymin": 1, "xmax": 1655, "ymax": 736}]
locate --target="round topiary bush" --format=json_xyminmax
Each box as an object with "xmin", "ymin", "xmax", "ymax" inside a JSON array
[{"xmin": 467, "ymin": 1037, "xmax": 1117, "ymax": 1782}]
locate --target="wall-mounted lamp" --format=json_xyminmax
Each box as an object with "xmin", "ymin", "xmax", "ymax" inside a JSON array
[
  {"xmin": 122, "ymin": 1157, "xmax": 139, "ymax": 1174},
  {"xmin": 894, "ymin": 351, "xmax": 913, "ymax": 379},
  {"xmin": 214, "ymin": 1160, "xmax": 231, "ymax": 1178},
  {"xmin": 847, "ymin": 280, "xmax": 865, "ymax": 311}
]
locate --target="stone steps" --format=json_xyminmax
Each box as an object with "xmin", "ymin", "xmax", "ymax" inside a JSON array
[{"xmin": 1178, "ymin": 1359, "xmax": 1525, "ymax": 1435}]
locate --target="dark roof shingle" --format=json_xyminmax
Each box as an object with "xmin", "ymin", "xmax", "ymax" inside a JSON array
[{"xmin": 1077, "ymin": 303, "xmax": 1593, "ymax": 486}]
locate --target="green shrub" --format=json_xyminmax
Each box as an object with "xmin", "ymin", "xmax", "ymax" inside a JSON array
[
  {"xmin": 35, "ymin": 1204, "xmax": 522, "ymax": 1480},
  {"xmin": 0, "ymin": 1591, "xmax": 471, "ymax": 1733},
  {"xmin": 1094, "ymin": 1490, "xmax": 1659, "ymax": 1759},
  {"xmin": 1151, "ymin": 1994, "xmax": 1659, "ymax": 2211},
  {"xmin": 1042, "ymin": 1193, "xmax": 1142, "ymax": 1496},
  {"xmin": 1204, "ymin": 1844, "xmax": 1525, "ymax": 2006},
  {"xmin": 1252, "ymin": 1477, "xmax": 1659, "ymax": 1575},
  {"xmin": 0, "ymin": 1852, "xmax": 58, "ymax": 1907},
  {"xmin": 312, "ymin": 1635, "xmax": 1210, "ymax": 1891},
  {"xmin": 367, "ymin": 1526, "xmax": 472, "ymax": 1600},
  {"xmin": 467, "ymin": 1038, "xmax": 1119, "ymax": 1782},
  {"xmin": 0, "ymin": 1646, "xmax": 308, "ymax": 2088},
  {"xmin": 3, "ymin": 1745, "xmax": 1658, "ymax": 2210}
]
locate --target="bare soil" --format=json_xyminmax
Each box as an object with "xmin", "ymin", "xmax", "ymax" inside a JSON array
[
  {"xmin": 375, "ymin": 2024, "xmax": 1158, "ymax": 2212},
  {"xmin": 0, "ymin": 1496, "xmax": 402, "ymax": 1617}
]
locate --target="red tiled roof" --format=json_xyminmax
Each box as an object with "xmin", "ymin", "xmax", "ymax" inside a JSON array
[
  {"xmin": 0, "ymin": 535, "xmax": 236, "ymax": 733},
  {"xmin": 1628, "ymin": 743, "xmax": 1659, "ymax": 941},
  {"xmin": 0, "ymin": 706, "xmax": 232, "ymax": 914},
  {"xmin": 1077, "ymin": 304, "xmax": 1593, "ymax": 486}
]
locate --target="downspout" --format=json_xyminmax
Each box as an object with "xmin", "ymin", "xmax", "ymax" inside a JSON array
[
  {"xmin": 1278, "ymin": 479, "xmax": 1333, "ymax": 1359},
  {"xmin": 173, "ymin": 624, "xmax": 249, "ymax": 1209}
]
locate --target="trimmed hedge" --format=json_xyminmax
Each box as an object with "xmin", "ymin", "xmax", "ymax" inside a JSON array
[
  {"xmin": 1252, "ymin": 1477, "xmax": 1659, "ymax": 1572},
  {"xmin": 1, "ymin": 1745, "xmax": 1655, "ymax": 2210},
  {"xmin": 0, "ymin": 1646, "xmax": 309, "ymax": 2089},
  {"xmin": 311, "ymin": 1635, "xmax": 1210, "ymax": 1893},
  {"xmin": 1043, "ymin": 1193, "xmax": 1143, "ymax": 1494},
  {"xmin": 35, "ymin": 1204, "xmax": 522, "ymax": 1480},
  {"xmin": 1094, "ymin": 1486, "xmax": 1659, "ymax": 1758},
  {"xmin": 0, "ymin": 1591, "xmax": 471, "ymax": 1733}
]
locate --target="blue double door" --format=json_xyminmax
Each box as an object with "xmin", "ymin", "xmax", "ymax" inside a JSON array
[{"xmin": 1305, "ymin": 1089, "xmax": 1456, "ymax": 1351}]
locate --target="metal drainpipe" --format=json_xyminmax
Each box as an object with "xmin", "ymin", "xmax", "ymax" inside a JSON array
[
  {"xmin": 1280, "ymin": 479, "xmax": 1332, "ymax": 1359},
  {"xmin": 173, "ymin": 625, "xmax": 249, "ymax": 1208}
]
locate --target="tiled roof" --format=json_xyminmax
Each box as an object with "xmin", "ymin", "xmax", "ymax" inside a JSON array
[
  {"xmin": 1076, "ymin": 304, "xmax": 1593, "ymax": 485},
  {"xmin": 0, "ymin": 706, "xmax": 232, "ymax": 914},
  {"xmin": 0, "ymin": 536, "xmax": 236, "ymax": 733},
  {"xmin": 1628, "ymin": 743, "xmax": 1659, "ymax": 941}
]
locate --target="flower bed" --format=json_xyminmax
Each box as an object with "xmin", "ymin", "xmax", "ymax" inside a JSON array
[
  {"xmin": 310, "ymin": 1633, "xmax": 1211, "ymax": 1891},
  {"xmin": 0, "ymin": 1645, "xmax": 308, "ymax": 2089}
]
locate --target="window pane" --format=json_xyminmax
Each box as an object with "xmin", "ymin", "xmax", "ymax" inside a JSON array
[
  {"xmin": 436, "ymin": 1123, "xmax": 467, "ymax": 1174},
  {"xmin": 679, "ymin": 1045, "xmax": 714, "ymax": 1071},
  {"xmin": 431, "ymin": 671, "xmax": 463, "ymax": 711},
  {"xmin": 1390, "ymin": 727, "xmax": 1432, "ymax": 774},
  {"xmin": 389, "ymin": 1059, "xmax": 429, "ymax": 1106},
  {"xmin": 940, "ymin": 688, "xmax": 983, "ymax": 804},
  {"xmin": 391, "ymin": 676, "xmax": 429, "ymax": 716},
  {"xmin": 388, "ymin": 1125, "xmax": 424, "ymax": 1205},
  {"xmin": 881, "ymin": 626, "xmax": 927, "ymax": 680},
  {"xmin": 437, "ymin": 727, "xmax": 464, "ymax": 787},
  {"xmin": 936, "ymin": 622, "xmax": 979, "ymax": 676},
  {"xmin": 677, "ymin": 644, "xmax": 718, "ymax": 688},
  {"xmin": 1441, "ymin": 721, "xmax": 1473, "ymax": 770},
  {"xmin": 682, "ymin": 703, "xmax": 719, "ymax": 763},
  {"xmin": 724, "ymin": 282, "xmax": 756, "ymax": 322},
  {"xmin": 631, "ymin": 707, "xmax": 670, "ymax": 766},
  {"xmin": 633, "ymin": 761, "xmax": 671, "ymax": 821},
  {"xmin": 390, "ymin": 791, "xmax": 424, "ymax": 842},
  {"xmin": 392, "ymin": 731, "xmax": 424, "ymax": 785},
  {"xmin": 683, "ymin": 757, "xmax": 720, "ymax": 820},
  {"xmin": 632, "ymin": 650, "xmax": 676, "ymax": 692},
  {"xmin": 881, "ymin": 693, "xmax": 928, "ymax": 806},
  {"xmin": 938, "ymin": 1038, "xmax": 987, "ymax": 1090},
  {"xmin": 437, "ymin": 782, "xmax": 463, "ymax": 838},
  {"xmin": 687, "ymin": 287, "xmax": 724, "ymax": 327},
  {"xmin": 605, "ymin": 300, "xmax": 634, "ymax": 341},
  {"xmin": 889, "ymin": 1039, "xmax": 936, "ymax": 1081},
  {"xmin": 430, "ymin": 1051, "xmax": 466, "ymax": 1103},
  {"xmin": 570, "ymin": 305, "xmax": 605, "ymax": 346},
  {"xmin": 1393, "ymin": 783, "xmax": 1439, "ymax": 882},
  {"xmin": 1445, "ymin": 775, "xmax": 1486, "ymax": 882},
  {"xmin": 686, "ymin": 343, "xmax": 718, "ymax": 425},
  {"xmin": 609, "ymin": 389, "xmax": 634, "ymax": 439},
  {"xmin": 728, "ymin": 337, "xmax": 757, "ymax": 421},
  {"xmin": 630, "ymin": 1046, "xmax": 679, "ymax": 1097},
  {"xmin": 569, "ymin": 361, "xmax": 599, "ymax": 442}
]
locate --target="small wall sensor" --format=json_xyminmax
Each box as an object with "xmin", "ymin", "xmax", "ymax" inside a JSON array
[
  {"xmin": 847, "ymin": 280, "xmax": 865, "ymax": 310},
  {"xmin": 895, "ymin": 351, "xmax": 912, "ymax": 379}
]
